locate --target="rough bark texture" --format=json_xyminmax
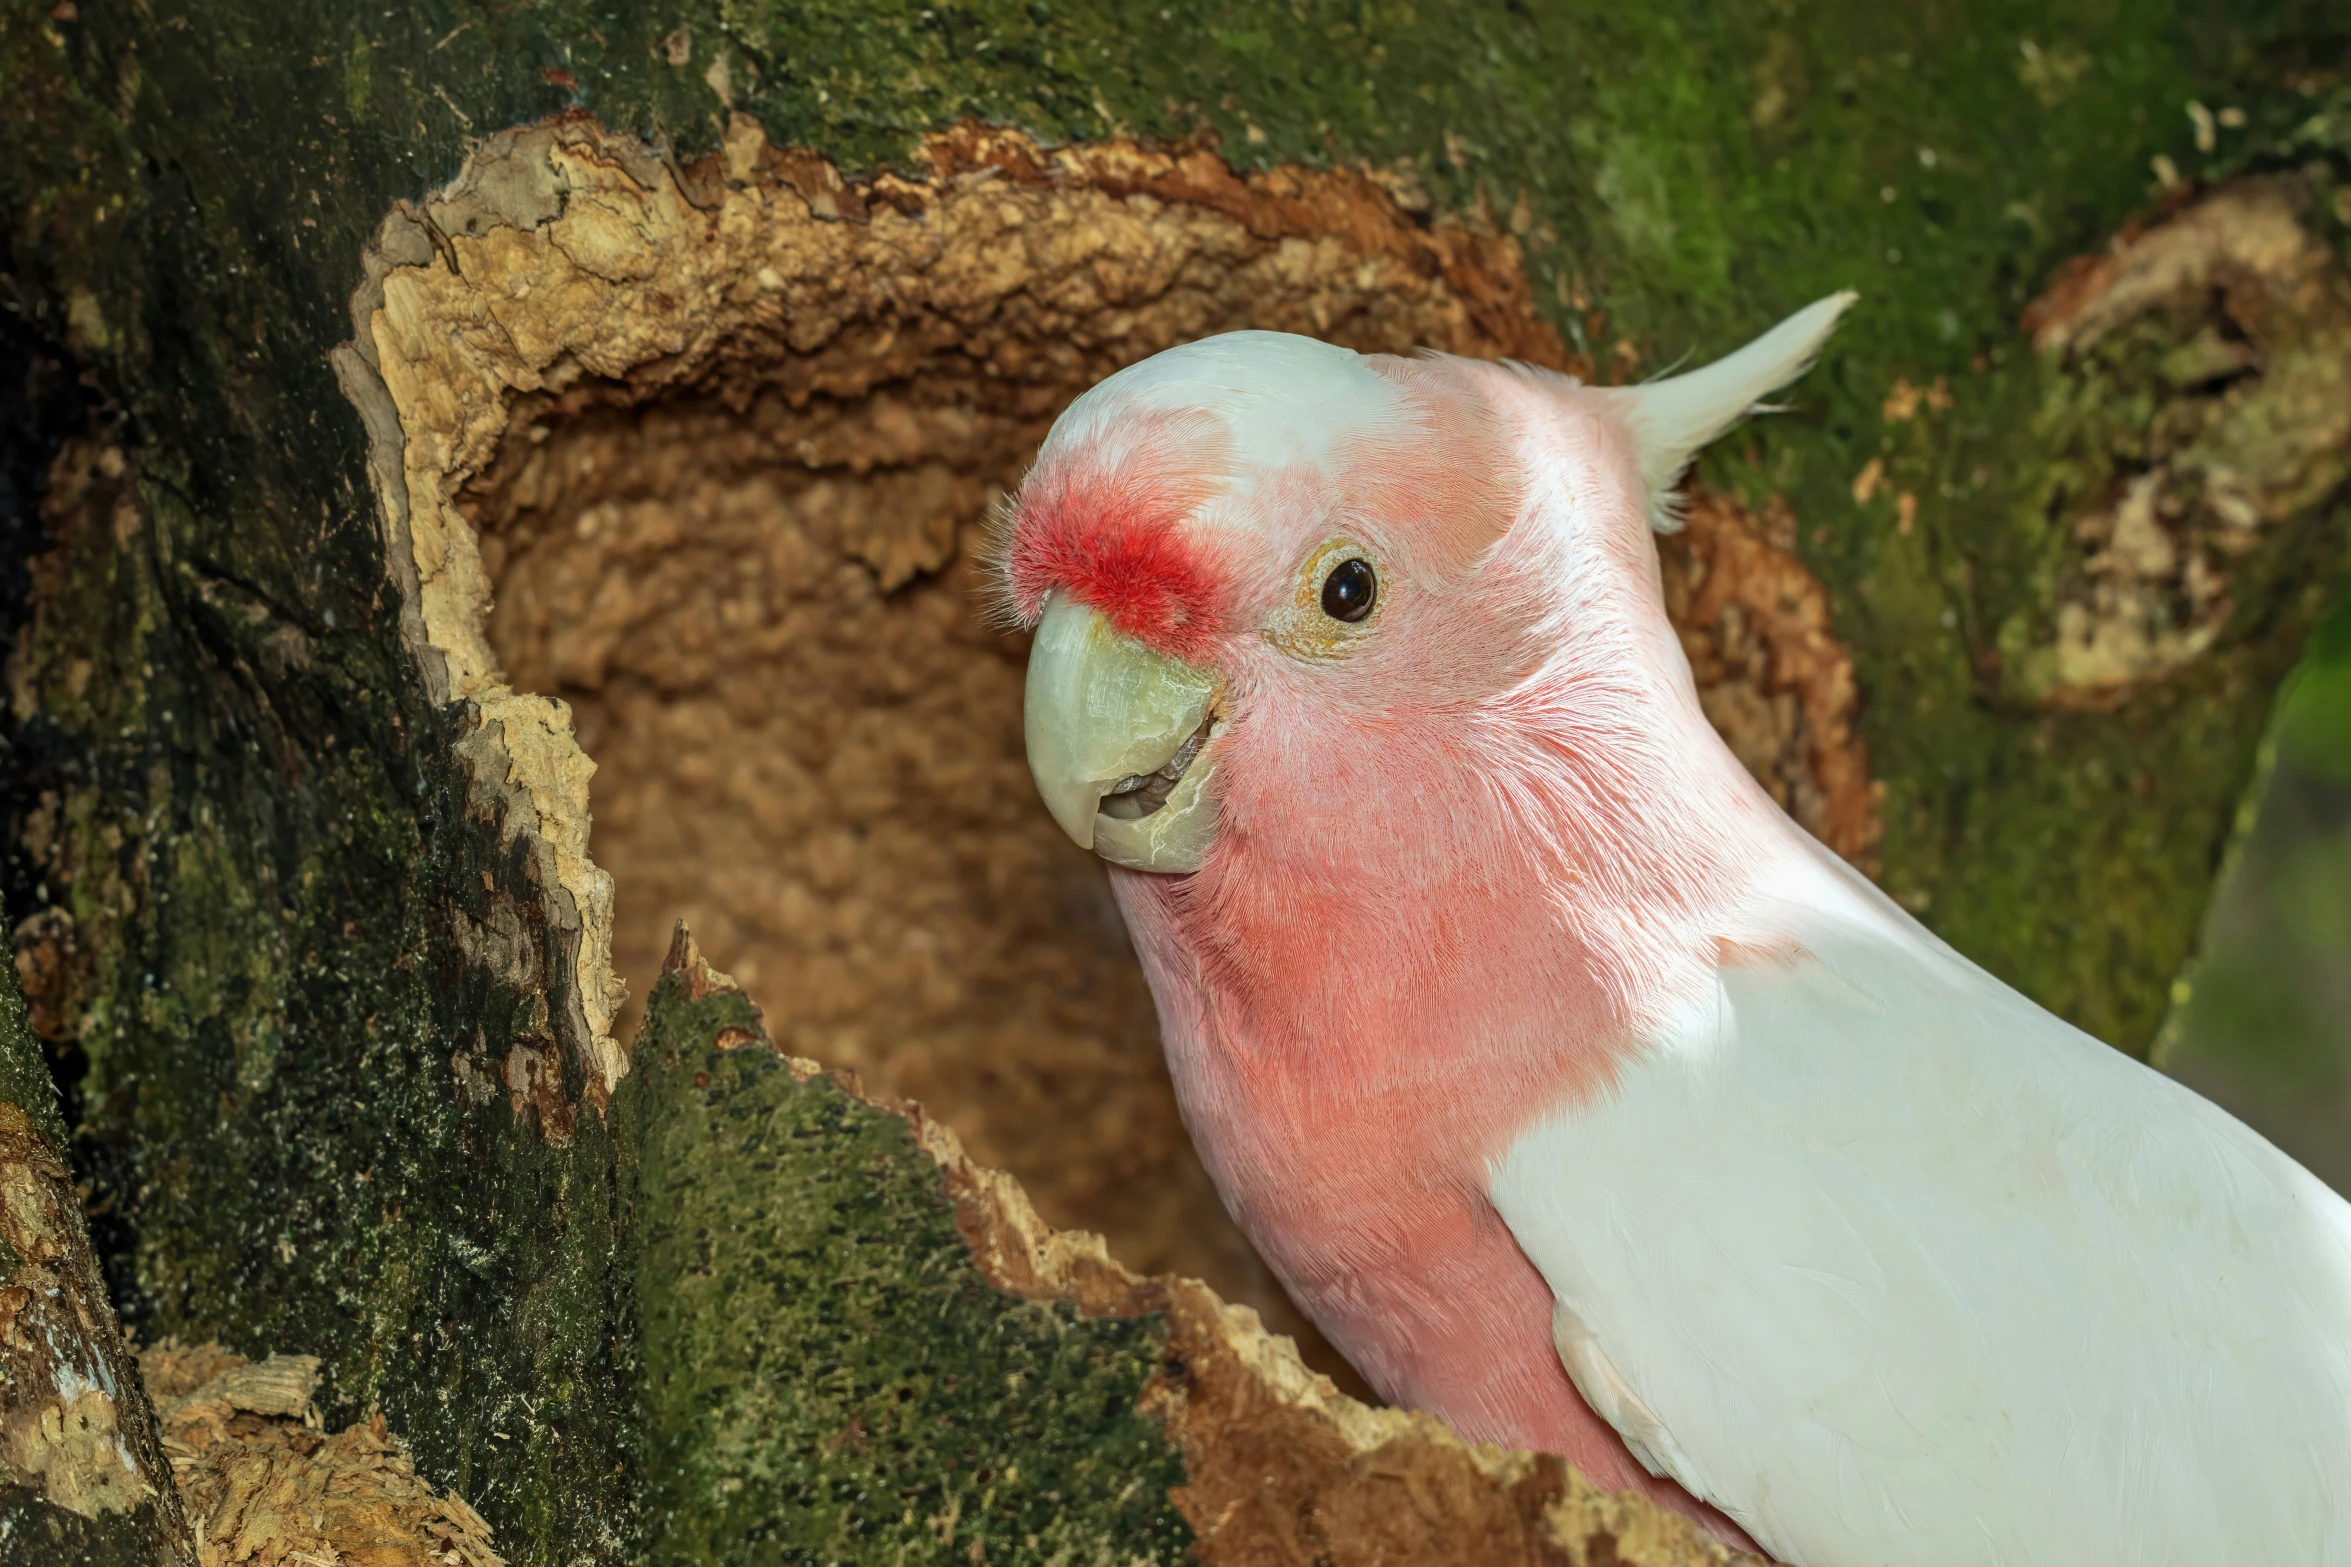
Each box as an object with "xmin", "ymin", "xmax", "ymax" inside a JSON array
[
  {"xmin": 0, "ymin": 945, "xmax": 185, "ymax": 1564},
  {"xmin": 2, "ymin": 1, "xmax": 2349, "ymax": 1563}
]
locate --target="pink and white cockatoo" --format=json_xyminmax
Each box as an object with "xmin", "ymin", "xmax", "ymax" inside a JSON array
[{"xmin": 999, "ymin": 298, "xmax": 2351, "ymax": 1566}]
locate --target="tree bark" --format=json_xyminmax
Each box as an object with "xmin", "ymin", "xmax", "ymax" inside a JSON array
[
  {"xmin": 2, "ymin": 2, "xmax": 2347, "ymax": 1564},
  {"xmin": 0, "ymin": 945, "xmax": 186, "ymax": 1564}
]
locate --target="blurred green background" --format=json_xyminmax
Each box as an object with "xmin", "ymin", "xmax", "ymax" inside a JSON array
[{"xmin": 2165, "ymin": 588, "xmax": 2351, "ymax": 1195}]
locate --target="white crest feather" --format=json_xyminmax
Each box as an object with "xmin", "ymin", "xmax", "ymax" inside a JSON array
[{"xmin": 1607, "ymin": 292, "xmax": 1856, "ymax": 531}]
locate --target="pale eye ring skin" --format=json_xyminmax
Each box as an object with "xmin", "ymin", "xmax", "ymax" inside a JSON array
[{"xmin": 1265, "ymin": 537, "xmax": 1385, "ymax": 661}]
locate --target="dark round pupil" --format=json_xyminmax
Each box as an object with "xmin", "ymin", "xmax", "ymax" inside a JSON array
[{"xmin": 1320, "ymin": 558, "xmax": 1377, "ymax": 622}]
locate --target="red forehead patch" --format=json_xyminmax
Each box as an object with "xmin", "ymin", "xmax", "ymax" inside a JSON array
[{"xmin": 1002, "ymin": 425, "xmax": 1232, "ymax": 662}]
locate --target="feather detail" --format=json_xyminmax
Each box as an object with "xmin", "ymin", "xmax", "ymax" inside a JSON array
[
  {"xmin": 1489, "ymin": 835, "xmax": 2351, "ymax": 1566},
  {"xmin": 1600, "ymin": 292, "xmax": 1857, "ymax": 532},
  {"xmin": 994, "ymin": 407, "xmax": 1236, "ymax": 659}
]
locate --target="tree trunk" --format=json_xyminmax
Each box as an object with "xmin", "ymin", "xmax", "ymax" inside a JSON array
[
  {"xmin": 0, "ymin": 947, "xmax": 187, "ymax": 1563},
  {"xmin": 2, "ymin": 2, "xmax": 2346, "ymax": 1563}
]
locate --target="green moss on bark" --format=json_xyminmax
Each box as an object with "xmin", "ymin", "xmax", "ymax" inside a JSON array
[
  {"xmin": 623, "ymin": 965, "xmax": 1188, "ymax": 1564},
  {"xmin": 3, "ymin": 433, "xmax": 637, "ymax": 1563},
  {"xmin": 0, "ymin": 932, "xmax": 66, "ymax": 1158},
  {"xmin": 0, "ymin": 1498, "xmax": 174, "ymax": 1567}
]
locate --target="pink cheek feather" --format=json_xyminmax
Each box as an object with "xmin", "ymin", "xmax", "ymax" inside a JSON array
[
  {"xmin": 1112, "ymin": 858, "xmax": 1753, "ymax": 1545},
  {"xmin": 1135, "ymin": 673, "xmax": 1629, "ymax": 1398},
  {"xmin": 1104, "ymin": 574, "xmax": 1760, "ymax": 1549}
]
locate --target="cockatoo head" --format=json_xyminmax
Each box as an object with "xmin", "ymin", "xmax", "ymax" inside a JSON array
[{"xmin": 1002, "ymin": 300, "xmax": 1853, "ymax": 894}]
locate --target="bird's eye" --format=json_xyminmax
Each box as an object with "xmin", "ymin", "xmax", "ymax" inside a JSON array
[{"xmin": 1320, "ymin": 557, "xmax": 1378, "ymax": 623}]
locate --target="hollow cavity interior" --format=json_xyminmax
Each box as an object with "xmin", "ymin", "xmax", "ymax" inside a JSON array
[{"xmin": 464, "ymin": 370, "xmax": 1351, "ymax": 1365}]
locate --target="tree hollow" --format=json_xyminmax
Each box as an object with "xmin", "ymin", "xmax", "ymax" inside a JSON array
[{"xmin": 355, "ymin": 112, "xmax": 1874, "ymax": 1376}]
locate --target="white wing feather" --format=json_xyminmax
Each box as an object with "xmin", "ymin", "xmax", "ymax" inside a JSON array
[{"xmin": 1489, "ymin": 842, "xmax": 2351, "ymax": 1567}]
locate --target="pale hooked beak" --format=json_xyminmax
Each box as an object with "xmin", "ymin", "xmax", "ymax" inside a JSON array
[{"xmin": 1023, "ymin": 592, "xmax": 1223, "ymax": 873}]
